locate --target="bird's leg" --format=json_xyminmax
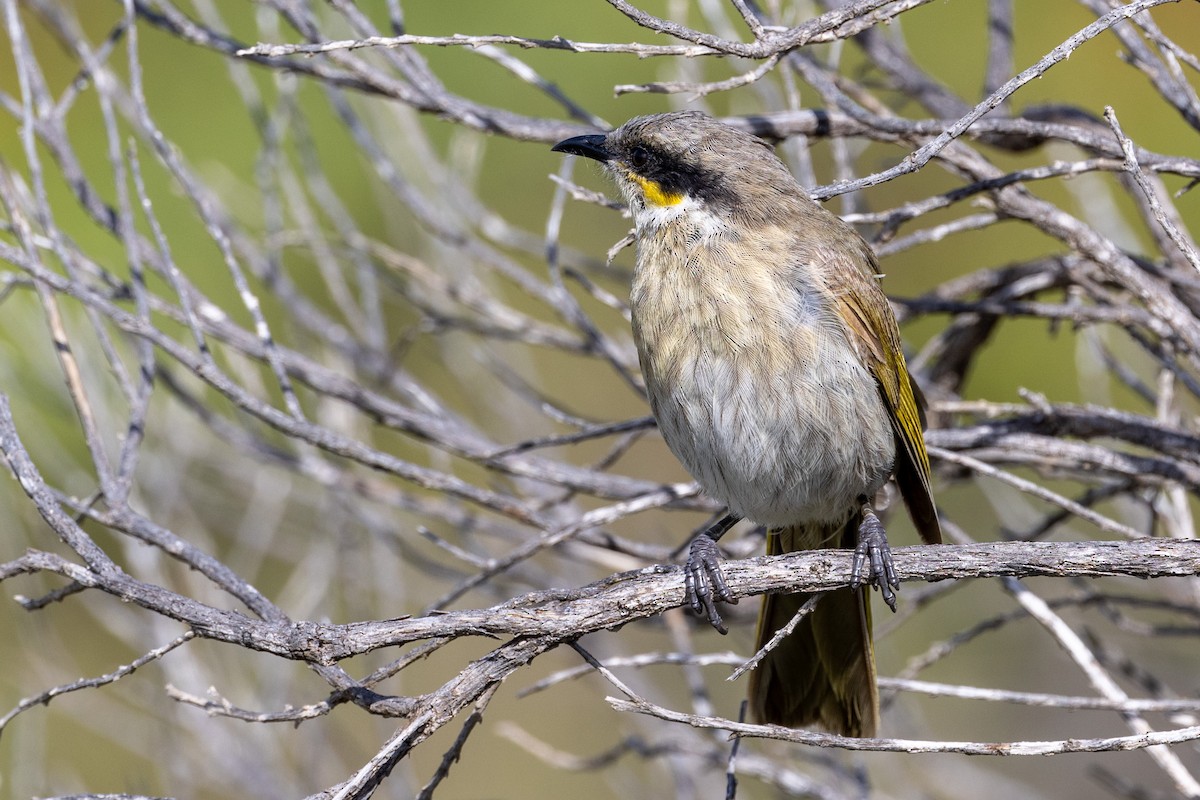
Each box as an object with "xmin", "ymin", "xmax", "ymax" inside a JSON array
[
  {"xmin": 850, "ymin": 498, "xmax": 901, "ymax": 612},
  {"xmin": 684, "ymin": 513, "xmax": 740, "ymax": 634}
]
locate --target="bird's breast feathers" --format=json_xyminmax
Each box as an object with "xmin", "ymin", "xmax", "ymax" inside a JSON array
[{"xmin": 630, "ymin": 230, "xmax": 895, "ymax": 526}]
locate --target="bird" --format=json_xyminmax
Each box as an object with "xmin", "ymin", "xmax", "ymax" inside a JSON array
[{"xmin": 552, "ymin": 111, "xmax": 940, "ymax": 738}]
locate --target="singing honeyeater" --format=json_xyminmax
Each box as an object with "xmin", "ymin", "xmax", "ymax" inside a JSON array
[{"xmin": 553, "ymin": 111, "xmax": 940, "ymax": 737}]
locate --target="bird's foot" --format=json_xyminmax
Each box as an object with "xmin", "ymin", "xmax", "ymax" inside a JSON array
[
  {"xmin": 850, "ymin": 506, "xmax": 900, "ymax": 612},
  {"xmin": 684, "ymin": 515, "xmax": 738, "ymax": 634}
]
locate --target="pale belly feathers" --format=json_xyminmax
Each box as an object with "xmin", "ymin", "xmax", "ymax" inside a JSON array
[{"xmin": 631, "ymin": 231, "xmax": 896, "ymax": 529}]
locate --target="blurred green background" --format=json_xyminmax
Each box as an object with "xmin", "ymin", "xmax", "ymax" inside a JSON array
[{"xmin": 1, "ymin": 2, "xmax": 1198, "ymax": 799}]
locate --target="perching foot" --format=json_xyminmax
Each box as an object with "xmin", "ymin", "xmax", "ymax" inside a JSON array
[
  {"xmin": 850, "ymin": 503, "xmax": 900, "ymax": 612},
  {"xmin": 684, "ymin": 514, "xmax": 739, "ymax": 633}
]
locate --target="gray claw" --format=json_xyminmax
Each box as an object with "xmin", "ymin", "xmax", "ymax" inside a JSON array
[
  {"xmin": 852, "ymin": 508, "xmax": 899, "ymax": 612},
  {"xmin": 685, "ymin": 532, "xmax": 732, "ymax": 634}
]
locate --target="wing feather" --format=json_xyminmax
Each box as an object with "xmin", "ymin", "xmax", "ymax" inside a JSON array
[{"xmin": 827, "ymin": 244, "xmax": 941, "ymax": 545}]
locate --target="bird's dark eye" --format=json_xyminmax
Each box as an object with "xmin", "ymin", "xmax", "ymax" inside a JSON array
[{"xmin": 629, "ymin": 146, "xmax": 650, "ymax": 170}]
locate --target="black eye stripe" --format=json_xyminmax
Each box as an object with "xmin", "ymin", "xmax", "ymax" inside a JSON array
[{"xmin": 623, "ymin": 143, "xmax": 738, "ymax": 210}]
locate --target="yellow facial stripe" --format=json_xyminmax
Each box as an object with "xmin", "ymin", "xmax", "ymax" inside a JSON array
[{"xmin": 632, "ymin": 174, "xmax": 683, "ymax": 207}]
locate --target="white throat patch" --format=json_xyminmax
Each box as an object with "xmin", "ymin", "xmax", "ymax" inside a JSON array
[{"xmin": 633, "ymin": 194, "xmax": 728, "ymax": 239}]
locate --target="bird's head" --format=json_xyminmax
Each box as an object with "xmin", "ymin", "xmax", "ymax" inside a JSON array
[{"xmin": 552, "ymin": 111, "xmax": 798, "ymax": 230}]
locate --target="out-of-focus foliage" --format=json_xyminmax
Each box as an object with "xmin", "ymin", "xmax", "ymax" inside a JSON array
[{"xmin": 1, "ymin": 2, "xmax": 1199, "ymax": 799}]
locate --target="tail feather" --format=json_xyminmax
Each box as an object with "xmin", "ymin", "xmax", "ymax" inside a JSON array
[{"xmin": 747, "ymin": 520, "xmax": 879, "ymax": 737}]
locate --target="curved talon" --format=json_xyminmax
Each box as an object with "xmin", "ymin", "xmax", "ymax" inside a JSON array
[
  {"xmin": 684, "ymin": 531, "xmax": 733, "ymax": 634},
  {"xmin": 852, "ymin": 507, "xmax": 900, "ymax": 612}
]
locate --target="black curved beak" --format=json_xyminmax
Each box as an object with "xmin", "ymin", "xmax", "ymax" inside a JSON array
[{"xmin": 551, "ymin": 134, "xmax": 611, "ymax": 162}]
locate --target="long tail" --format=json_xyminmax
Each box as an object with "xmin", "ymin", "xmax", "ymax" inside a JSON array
[{"xmin": 746, "ymin": 518, "xmax": 878, "ymax": 737}]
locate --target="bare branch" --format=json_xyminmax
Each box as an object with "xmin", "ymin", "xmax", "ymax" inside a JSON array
[
  {"xmin": 609, "ymin": 696, "xmax": 1200, "ymax": 755},
  {"xmin": 4, "ymin": 1, "xmax": 1200, "ymax": 796}
]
